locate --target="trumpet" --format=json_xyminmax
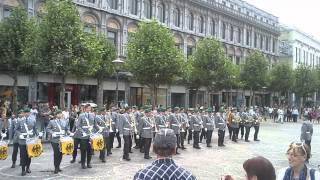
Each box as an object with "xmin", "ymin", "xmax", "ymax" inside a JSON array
[
  {"xmin": 130, "ymin": 114, "xmax": 138, "ymax": 134},
  {"xmin": 108, "ymin": 118, "xmax": 114, "ymax": 133},
  {"xmin": 151, "ymin": 115, "xmax": 158, "ymax": 133}
]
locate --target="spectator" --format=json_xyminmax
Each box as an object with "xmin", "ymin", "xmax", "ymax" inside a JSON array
[
  {"xmin": 30, "ymin": 105, "xmax": 38, "ymax": 122},
  {"xmin": 292, "ymin": 107, "xmax": 299, "ymax": 123},
  {"xmin": 133, "ymin": 128, "xmax": 196, "ymax": 180},
  {"xmin": 277, "ymin": 142, "xmax": 320, "ymax": 180}
]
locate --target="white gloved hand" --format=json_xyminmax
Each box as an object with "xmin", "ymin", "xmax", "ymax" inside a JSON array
[
  {"xmin": 119, "ymin": 134, "xmax": 123, "ymax": 138},
  {"xmin": 38, "ymin": 132, "xmax": 43, "ymax": 137},
  {"xmin": 116, "ymin": 129, "xmax": 119, "ymax": 133},
  {"xmin": 82, "ymin": 132, "xmax": 87, "ymax": 137},
  {"xmin": 52, "ymin": 132, "xmax": 57, "ymax": 137},
  {"xmin": 1, "ymin": 133, "xmax": 7, "ymax": 138},
  {"xmin": 205, "ymin": 128, "xmax": 208, "ymax": 131},
  {"xmin": 192, "ymin": 130, "xmax": 194, "ymax": 132},
  {"xmin": 69, "ymin": 132, "xmax": 74, "ymax": 137},
  {"xmin": 19, "ymin": 134, "xmax": 25, "ymax": 139},
  {"xmin": 136, "ymin": 135, "xmax": 140, "ymax": 139}
]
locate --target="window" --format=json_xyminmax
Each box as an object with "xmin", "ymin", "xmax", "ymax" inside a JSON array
[
  {"xmin": 199, "ymin": 16, "xmax": 204, "ymax": 33},
  {"xmin": 211, "ymin": 19, "xmax": 216, "ymax": 36},
  {"xmin": 222, "ymin": 23, "xmax": 226, "ymax": 39},
  {"xmin": 109, "ymin": 0, "xmax": 118, "ymax": 10},
  {"xmin": 272, "ymin": 39, "xmax": 276, "ymax": 53},
  {"xmin": 260, "ymin": 35, "xmax": 263, "ymax": 49},
  {"xmin": 295, "ymin": 47, "xmax": 298, "ymax": 62},
  {"xmin": 299, "ymin": 49, "xmax": 301, "ymax": 62},
  {"xmin": 107, "ymin": 31, "xmax": 117, "ymax": 46},
  {"xmin": 254, "ymin": 33, "xmax": 257, "ymax": 48},
  {"xmin": 246, "ymin": 30, "xmax": 250, "ymax": 46},
  {"xmin": 4, "ymin": 8, "xmax": 12, "ymax": 18},
  {"xmin": 130, "ymin": 0, "xmax": 138, "ymax": 15},
  {"xmin": 230, "ymin": 26, "xmax": 234, "ymax": 41},
  {"xmin": 187, "ymin": 11, "xmax": 194, "ymax": 31},
  {"xmin": 187, "ymin": 46, "xmax": 193, "ymax": 58},
  {"xmin": 157, "ymin": 3, "xmax": 165, "ymax": 23},
  {"xmin": 266, "ymin": 37, "xmax": 269, "ymax": 51},
  {"xmin": 87, "ymin": 0, "xmax": 95, "ymax": 3},
  {"xmin": 173, "ymin": 8, "xmax": 180, "ymax": 27},
  {"xmin": 237, "ymin": 28, "xmax": 241, "ymax": 43},
  {"xmin": 222, "ymin": 1, "xmax": 226, "ymax": 5},
  {"xmin": 84, "ymin": 24, "xmax": 95, "ymax": 33},
  {"xmin": 144, "ymin": 0, "xmax": 152, "ymax": 19},
  {"xmin": 230, "ymin": 4, "xmax": 234, "ymax": 9},
  {"xmin": 236, "ymin": 56, "xmax": 240, "ymax": 65}
]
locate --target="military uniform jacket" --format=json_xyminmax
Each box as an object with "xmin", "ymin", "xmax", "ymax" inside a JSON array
[
  {"xmin": 14, "ymin": 117, "xmax": 38, "ymax": 145},
  {"xmin": 71, "ymin": 118, "xmax": 82, "ymax": 139},
  {"xmin": 179, "ymin": 113, "xmax": 189, "ymax": 131},
  {"xmin": 47, "ymin": 119, "xmax": 69, "ymax": 143},
  {"xmin": 252, "ymin": 114, "xmax": 260, "ymax": 126},
  {"xmin": 300, "ymin": 121, "xmax": 313, "ymax": 141},
  {"xmin": 203, "ymin": 115, "xmax": 214, "ymax": 131},
  {"xmin": 244, "ymin": 113, "xmax": 253, "ymax": 127},
  {"xmin": 215, "ymin": 115, "xmax": 226, "ymax": 130},
  {"xmin": 168, "ymin": 113, "xmax": 180, "ymax": 134},
  {"xmin": 140, "ymin": 116, "xmax": 153, "ymax": 139},
  {"xmin": 77, "ymin": 112, "xmax": 96, "ymax": 140},
  {"xmin": 110, "ymin": 112, "xmax": 118, "ymax": 132},
  {"xmin": 230, "ymin": 113, "xmax": 239, "ymax": 128},
  {"xmin": 10, "ymin": 117, "xmax": 21, "ymax": 143},
  {"xmin": 95, "ymin": 115, "xmax": 109, "ymax": 137},
  {"xmin": 117, "ymin": 113, "xmax": 132, "ymax": 136},
  {"xmin": 190, "ymin": 115, "xmax": 202, "ymax": 132},
  {"xmin": 155, "ymin": 115, "xmax": 167, "ymax": 130}
]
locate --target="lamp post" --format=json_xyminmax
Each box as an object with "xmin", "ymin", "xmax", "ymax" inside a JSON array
[
  {"xmin": 262, "ymin": 86, "xmax": 267, "ymax": 107},
  {"xmin": 112, "ymin": 57, "xmax": 124, "ymax": 108}
]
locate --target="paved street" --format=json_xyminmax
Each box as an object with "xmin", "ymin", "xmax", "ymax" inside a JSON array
[{"xmin": 0, "ymin": 121, "xmax": 319, "ymax": 180}]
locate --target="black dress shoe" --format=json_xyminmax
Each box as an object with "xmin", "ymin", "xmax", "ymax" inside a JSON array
[
  {"xmin": 70, "ymin": 159, "xmax": 76, "ymax": 163},
  {"xmin": 11, "ymin": 163, "xmax": 15, "ymax": 168},
  {"xmin": 58, "ymin": 168, "xmax": 62, "ymax": 172},
  {"xmin": 254, "ymin": 139, "xmax": 260, "ymax": 141},
  {"xmin": 245, "ymin": 140, "xmax": 250, "ymax": 142},
  {"xmin": 134, "ymin": 146, "xmax": 139, "ymax": 149},
  {"xmin": 176, "ymin": 152, "xmax": 180, "ymax": 155},
  {"xmin": 207, "ymin": 145, "xmax": 212, "ymax": 147},
  {"xmin": 116, "ymin": 145, "xmax": 121, "ymax": 148},
  {"xmin": 101, "ymin": 159, "xmax": 106, "ymax": 163},
  {"xmin": 54, "ymin": 169, "xmax": 59, "ymax": 174},
  {"xmin": 26, "ymin": 168, "xmax": 31, "ymax": 173},
  {"xmin": 129, "ymin": 151, "xmax": 133, "ymax": 153},
  {"xmin": 144, "ymin": 156, "xmax": 152, "ymax": 159},
  {"xmin": 194, "ymin": 146, "xmax": 201, "ymax": 149},
  {"xmin": 87, "ymin": 164, "xmax": 92, "ymax": 168},
  {"xmin": 21, "ymin": 171, "xmax": 26, "ymax": 176},
  {"xmin": 124, "ymin": 157, "xmax": 131, "ymax": 161},
  {"xmin": 81, "ymin": 164, "xmax": 87, "ymax": 169},
  {"xmin": 181, "ymin": 147, "xmax": 186, "ymax": 150}
]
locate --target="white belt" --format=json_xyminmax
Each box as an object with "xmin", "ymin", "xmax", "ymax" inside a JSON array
[
  {"xmin": 143, "ymin": 127, "xmax": 151, "ymax": 130},
  {"xmin": 306, "ymin": 132, "xmax": 310, "ymax": 134},
  {"xmin": 218, "ymin": 123, "xmax": 224, "ymax": 124},
  {"xmin": 194, "ymin": 124, "xmax": 199, "ymax": 126},
  {"xmin": 159, "ymin": 125, "xmax": 165, "ymax": 127},
  {"xmin": 123, "ymin": 128, "xmax": 130, "ymax": 130},
  {"xmin": 171, "ymin": 124, "xmax": 179, "ymax": 126},
  {"xmin": 82, "ymin": 126, "xmax": 91, "ymax": 128},
  {"xmin": 206, "ymin": 123, "xmax": 212, "ymax": 125}
]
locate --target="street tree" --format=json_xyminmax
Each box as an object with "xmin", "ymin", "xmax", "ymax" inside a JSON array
[
  {"xmin": 36, "ymin": 0, "xmax": 87, "ymax": 108},
  {"xmin": 85, "ymin": 33, "xmax": 116, "ymax": 108},
  {"xmin": 126, "ymin": 20, "xmax": 183, "ymax": 108},
  {"xmin": 240, "ymin": 51, "xmax": 268, "ymax": 106},
  {"xmin": 0, "ymin": 7, "xmax": 38, "ymax": 113}
]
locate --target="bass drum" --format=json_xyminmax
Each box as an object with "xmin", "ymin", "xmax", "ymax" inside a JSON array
[
  {"xmin": 0, "ymin": 141, "xmax": 8, "ymax": 160},
  {"xmin": 60, "ymin": 136, "xmax": 74, "ymax": 155},
  {"xmin": 26, "ymin": 138, "xmax": 43, "ymax": 158},
  {"xmin": 91, "ymin": 134, "xmax": 104, "ymax": 151}
]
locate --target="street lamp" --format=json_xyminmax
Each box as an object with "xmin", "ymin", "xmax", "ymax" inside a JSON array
[{"xmin": 112, "ymin": 57, "xmax": 124, "ymax": 108}]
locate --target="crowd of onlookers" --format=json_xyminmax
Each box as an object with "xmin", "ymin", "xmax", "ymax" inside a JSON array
[{"xmin": 265, "ymin": 106, "xmax": 320, "ymax": 123}]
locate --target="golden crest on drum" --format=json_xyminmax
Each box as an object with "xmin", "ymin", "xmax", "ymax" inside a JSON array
[
  {"xmin": 27, "ymin": 139, "xmax": 43, "ymax": 158},
  {"xmin": 91, "ymin": 134, "xmax": 104, "ymax": 151},
  {"xmin": 60, "ymin": 137, "xmax": 74, "ymax": 155},
  {"xmin": 0, "ymin": 141, "xmax": 8, "ymax": 160}
]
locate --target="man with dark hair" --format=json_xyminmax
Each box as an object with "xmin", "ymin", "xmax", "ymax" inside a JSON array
[{"xmin": 133, "ymin": 128, "xmax": 196, "ymax": 180}]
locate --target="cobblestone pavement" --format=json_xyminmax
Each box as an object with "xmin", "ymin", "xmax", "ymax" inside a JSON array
[{"xmin": 0, "ymin": 121, "xmax": 319, "ymax": 180}]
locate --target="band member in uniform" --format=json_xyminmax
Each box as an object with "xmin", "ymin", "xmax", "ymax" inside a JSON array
[
  {"xmin": 190, "ymin": 109, "xmax": 201, "ymax": 149},
  {"xmin": 70, "ymin": 115, "xmax": 81, "ymax": 163},
  {"xmin": 155, "ymin": 108, "xmax": 166, "ymax": 131},
  {"xmin": 203, "ymin": 108, "xmax": 214, "ymax": 147},
  {"xmin": 215, "ymin": 112, "xmax": 226, "ymax": 147},
  {"xmin": 168, "ymin": 107, "xmax": 181, "ymax": 154},
  {"xmin": 77, "ymin": 104, "xmax": 96, "ymax": 169},
  {"xmin": 47, "ymin": 110, "xmax": 70, "ymax": 174},
  {"xmin": 140, "ymin": 109, "xmax": 153, "ymax": 159},
  {"xmin": 244, "ymin": 109, "xmax": 253, "ymax": 142},
  {"xmin": 132, "ymin": 106, "xmax": 141, "ymax": 149},
  {"xmin": 230, "ymin": 108, "xmax": 239, "ymax": 142},
  {"xmin": 252, "ymin": 109, "xmax": 260, "ymax": 141},
  {"xmin": 117, "ymin": 108, "xmax": 132, "ymax": 161},
  {"xmin": 110, "ymin": 107, "xmax": 121, "ymax": 148},
  {"xmin": 226, "ymin": 108, "xmax": 233, "ymax": 140},
  {"xmin": 179, "ymin": 108, "xmax": 188, "ymax": 150},
  {"xmin": 199, "ymin": 108, "xmax": 207, "ymax": 143},
  {"xmin": 104, "ymin": 109, "xmax": 113, "ymax": 156},
  {"xmin": 94, "ymin": 108, "xmax": 110, "ymax": 162},
  {"xmin": 15, "ymin": 108, "xmax": 38, "ymax": 176},
  {"xmin": 187, "ymin": 109, "xmax": 193, "ymax": 144},
  {"xmin": 10, "ymin": 110, "xmax": 23, "ymax": 168},
  {"xmin": 239, "ymin": 110, "xmax": 246, "ymax": 139}
]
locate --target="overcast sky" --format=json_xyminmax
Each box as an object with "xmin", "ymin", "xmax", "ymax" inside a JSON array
[{"xmin": 245, "ymin": 0, "xmax": 320, "ymax": 40}]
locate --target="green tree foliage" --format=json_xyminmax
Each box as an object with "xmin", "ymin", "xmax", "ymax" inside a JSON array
[
  {"xmin": 126, "ymin": 20, "xmax": 183, "ymax": 108},
  {"xmin": 240, "ymin": 51, "xmax": 268, "ymax": 106},
  {"xmin": 85, "ymin": 33, "xmax": 116, "ymax": 108},
  {"xmin": 36, "ymin": 0, "xmax": 87, "ymax": 108},
  {"xmin": 0, "ymin": 7, "xmax": 38, "ymax": 113}
]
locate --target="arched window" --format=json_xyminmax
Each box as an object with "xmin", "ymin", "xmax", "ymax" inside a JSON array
[
  {"xmin": 199, "ymin": 16, "xmax": 204, "ymax": 33},
  {"xmin": 144, "ymin": 0, "xmax": 152, "ymax": 19},
  {"xmin": 108, "ymin": 0, "xmax": 118, "ymax": 10},
  {"xmin": 186, "ymin": 11, "xmax": 194, "ymax": 30},
  {"xmin": 237, "ymin": 28, "xmax": 241, "ymax": 43},
  {"xmin": 222, "ymin": 23, "xmax": 226, "ymax": 39},
  {"xmin": 130, "ymin": 0, "xmax": 138, "ymax": 15},
  {"xmin": 254, "ymin": 33, "xmax": 258, "ymax": 48},
  {"xmin": 83, "ymin": 14, "xmax": 98, "ymax": 33},
  {"xmin": 173, "ymin": 7, "xmax": 180, "ymax": 27},
  {"xmin": 230, "ymin": 26, "xmax": 234, "ymax": 41},
  {"xmin": 210, "ymin": 19, "xmax": 215, "ymax": 36},
  {"xmin": 157, "ymin": 3, "xmax": 165, "ymax": 23}
]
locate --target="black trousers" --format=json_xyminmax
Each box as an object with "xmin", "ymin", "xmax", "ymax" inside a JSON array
[
  {"xmin": 80, "ymin": 139, "xmax": 92, "ymax": 165},
  {"xmin": 12, "ymin": 142, "xmax": 20, "ymax": 163},
  {"xmin": 19, "ymin": 145, "xmax": 31, "ymax": 171},
  {"xmin": 239, "ymin": 125, "xmax": 245, "ymax": 138},
  {"xmin": 187, "ymin": 129, "xmax": 193, "ymax": 143},
  {"xmin": 200, "ymin": 128, "xmax": 207, "ymax": 142},
  {"xmin": 109, "ymin": 132, "xmax": 115, "ymax": 148},
  {"xmin": 100, "ymin": 136, "xmax": 111, "ymax": 160},
  {"xmin": 180, "ymin": 131, "xmax": 186, "ymax": 147},
  {"xmin": 245, "ymin": 126, "xmax": 251, "ymax": 141},
  {"xmin": 51, "ymin": 142, "xmax": 62, "ymax": 169},
  {"xmin": 69, "ymin": 119, "xmax": 75, "ymax": 131},
  {"xmin": 193, "ymin": 131, "xmax": 200, "ymax": 147},
  {"xmin": 72, "ymin": 138, "xmax": 81, "ymax": 160},
  {"xmin": 227, "ymin": 124, "xmax": 232, "ymax": 139},
  {"xmin": 143, "ymin": 138, "xmax": 152, "ymax": 157},
  {"xmin": 305, "ymin": 140, "xmax": 311, "ymax": 151},
  {"xmin": 218, "ymin": 130, "xmax": 225, "ymax": 146},
  {"xmin": 123, "ymin": 135, "xmax": 132, "ymax": 158},
  {"xmin": 176, "ymin": 134, "xmax": 181, "ymax": 148},
  {"xmin": 232, "ymin": 127, "xmax": 238, "ymax": 142},
  {"xmin": 116, "ymin": 132, "xmax": 121, "ymax": 146},
  {"xmin": 206, "ymin": 130, "xmax": 213, "ymax": 145},
  {"xmin": 253, "ymin": 126, "xmax": 259, "ymax": 140},
  {"xmin": 134, "ymin": 133, "xmax": 140, "ymax": 147}
]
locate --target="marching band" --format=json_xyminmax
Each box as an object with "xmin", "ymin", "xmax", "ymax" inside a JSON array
[{"xmin": 0, "ymin": 104, "xmax": 263, "ymax": 176}]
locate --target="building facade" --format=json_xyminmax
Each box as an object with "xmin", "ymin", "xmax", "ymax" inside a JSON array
[{"xmin": 0, "ymin": 0, "xmax": 280, "ymax": 108}]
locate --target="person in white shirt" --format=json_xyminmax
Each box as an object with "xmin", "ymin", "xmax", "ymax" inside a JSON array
[
  {"xmin": 277, "ymin": 108, "xmax": 284, "ymax": 123},
  {"xmin": 292, "ymin": 107, "xmax": 299, "ymax": 123},
  {"xmin": 30, "ymin": 106, "xmax": 38, "ymax": 122},
  {"xmin": 277, "ymin": 142, "xmax": 320, "ymax": 180},
  {"xmin": 62, "ymin": 108, "xmax": 70, "ymax": 121}
]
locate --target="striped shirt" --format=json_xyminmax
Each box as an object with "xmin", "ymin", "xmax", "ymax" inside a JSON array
[{"xmin": 133, "ymin": 158, "xmax": 196, "ymax": 180}]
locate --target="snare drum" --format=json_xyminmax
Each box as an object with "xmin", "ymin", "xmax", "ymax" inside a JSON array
[
  {"xmin": 60, "ymin": 136, "xmax": 74, "ymax": 155},
  {"xmin": 26, "ymin": 138, "xmax": 43, "ymax": 158},
  {"xmin": 90, "ymin": 134, "xmax": 104, "ymax": 151},
  {"xmin": 0, "ymin": 141, "xmax": 8, "ymax": 160}
]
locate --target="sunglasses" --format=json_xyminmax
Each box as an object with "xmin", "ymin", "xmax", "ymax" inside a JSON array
[{"xmin": 288, "ymin": 142, "xmax": 307, "ymax": 156}]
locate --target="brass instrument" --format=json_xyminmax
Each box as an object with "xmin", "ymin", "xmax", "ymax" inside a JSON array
[
  {"xmin": 130, "ymin": 113, "xmax": 138, "ymax": 134},
  {"xmin": 151, "ymin": 115, "xmax": 157, "ymax": 133}
]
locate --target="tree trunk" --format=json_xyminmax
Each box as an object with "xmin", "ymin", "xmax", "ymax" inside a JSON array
[
  {"xmin": 252, "ymin": 90, "xmax": 256, "ymax": 106},
  {"xmin": 97, "ymin": 78, "xmax": 104, "ymax": 109},
  {"xmin": 195, "ymin": 88, "xmax": 199, "ymax": 108},
  {"xmin": 154, "ymin": 85, "xmax": 158, "ymax": 109},
  {"xmin": 59, "ymin": 75, "xmax": 66, "ymax": 109},
  {"xmin": 11, "ymin": 72, "xmax": 18, "ymax": 115},
  {"xmin": 249, "ymin": 88, "xmax": 253, "ymax": 107},
  {"xmin": 230, "ymin": 88, "xmax": 233, "ymax": 107},
  {"xmin": 278, "ymin": 92, "xmax": 281, "ymax": 106},
  {"xmin": 149, "ymin": 85, "xmax": 156, "ymax": 110}
]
